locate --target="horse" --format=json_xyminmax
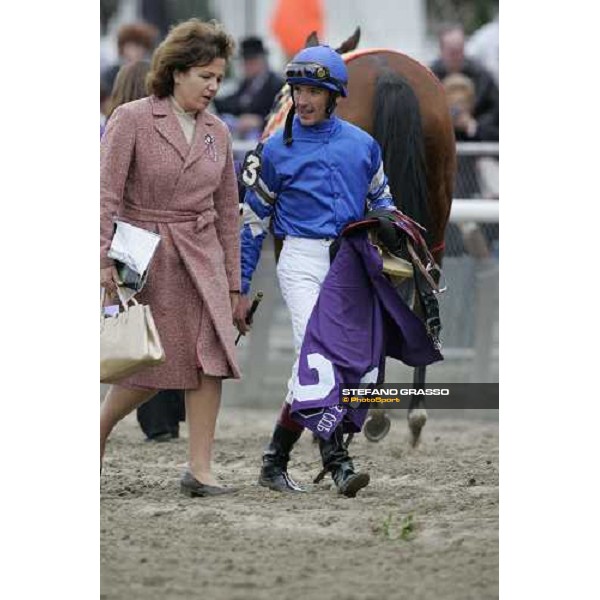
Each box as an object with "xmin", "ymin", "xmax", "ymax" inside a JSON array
[{"xmin": 261, "ymin": 29, "xmax": 455, "ymax": 446}]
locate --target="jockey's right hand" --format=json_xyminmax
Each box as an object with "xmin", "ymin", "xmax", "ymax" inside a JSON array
[{"xmin": 233, "ymin": 294, "xmax": 252, "ymax": 335}]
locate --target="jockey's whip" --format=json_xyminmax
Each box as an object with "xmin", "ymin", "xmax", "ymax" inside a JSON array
[{"xmin": 235, "ymin": 291, "xmax": 264, "ymax": 345}]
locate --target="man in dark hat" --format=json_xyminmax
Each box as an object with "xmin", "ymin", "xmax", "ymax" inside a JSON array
[{"xmin": 214, "ymin": 36, "xmax": 284, "ymax": 137}]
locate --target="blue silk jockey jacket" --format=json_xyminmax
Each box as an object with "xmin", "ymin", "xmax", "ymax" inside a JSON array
[{"xmin": 240, "ymin": 115, "xmax": 395, "ymax": 294}]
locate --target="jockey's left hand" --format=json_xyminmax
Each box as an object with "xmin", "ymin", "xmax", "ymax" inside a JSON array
[{"xmin": 233, "ymin": 294, "xmax": 252, "ymax": 335}]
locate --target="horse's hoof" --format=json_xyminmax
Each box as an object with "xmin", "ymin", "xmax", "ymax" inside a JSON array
[
  {"xmin": 363, "ymin": 413, "xmax": 391, "ymax": 442},
  {"xmin": 408, "ymin": 408, "xmax": 428, "ymax": 447}
]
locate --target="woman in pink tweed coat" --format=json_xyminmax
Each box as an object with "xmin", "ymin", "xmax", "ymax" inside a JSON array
[{"xmin": 100, "ymin": 19, "xmax": 241, "ymax": 497}]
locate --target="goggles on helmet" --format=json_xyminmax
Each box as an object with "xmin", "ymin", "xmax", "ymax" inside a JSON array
[
  {"xmin": 285, "ymin": 62, "xmax": 331, "ymax": 81},
  {"xmin": 285, "ymin": 61, "xmax": 345, "ymax": 96}
]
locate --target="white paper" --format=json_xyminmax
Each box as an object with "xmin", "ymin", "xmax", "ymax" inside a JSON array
[{"xmin": 107, "ymin": 221, "xmax": 161, "ymax": 275}]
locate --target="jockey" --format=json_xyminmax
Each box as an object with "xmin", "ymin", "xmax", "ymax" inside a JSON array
[{"xmin": 234, "ymin": 44, "xmax": 396, "ymax": 497}]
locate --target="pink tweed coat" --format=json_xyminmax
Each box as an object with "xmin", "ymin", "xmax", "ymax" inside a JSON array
[{"xmin": 100, "ymin": 96, "xmax": 241, "ymax": 388}]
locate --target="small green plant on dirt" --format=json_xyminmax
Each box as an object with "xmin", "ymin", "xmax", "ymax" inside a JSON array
[
  {"xmin": 381, "ymin": 513, "xmax": 394, "ymax": 539},
  {"xmin": 399, "ymin": 514, "xmax": 415, "ymax": 541},
  {"xmin": 371, "ymin": 513, "xmax": 416, "ymax": 541}
]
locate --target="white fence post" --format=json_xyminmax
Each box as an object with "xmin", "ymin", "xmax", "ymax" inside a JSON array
[{"xmin": 471, "ymin": 259, "xmax": 499, "ymax": 383}]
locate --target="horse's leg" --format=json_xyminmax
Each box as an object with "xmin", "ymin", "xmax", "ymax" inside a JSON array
[
  {"xmin": 408, "ymin": 272, "xmax": 428, "ymax": 446},
  {"xmin": 408, "ymin": 365, "xmax": 428, "ymax": 447},
  {"xmin": 363, "ymin": 401, "xmax": 391, "ymax": 442}
]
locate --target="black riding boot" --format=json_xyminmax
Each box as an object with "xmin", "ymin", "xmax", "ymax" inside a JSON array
[
  {"xmin": 317, "ymin": 427, "xmax": 370, "ymax": 497},
  {"xmin": 258, "ymin": 424, "xmax": 305, "ymax": 493}
]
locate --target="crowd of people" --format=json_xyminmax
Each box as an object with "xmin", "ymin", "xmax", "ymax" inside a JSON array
[
  {"xmin": 213, "ymin": 36, "xmax": 284, "ymax": 139},
  {"xmin": 101, "ymin": 19, "xmax": 499, "ymax": 196},
  {"xmin": 101, "ymin": 25, "xmax": 285, "ymax": 144},
  {"xmin": 429, "ymin": 22, "xmax": 500, "ymax": 258},
  {"xmin": 100, "ymin": 16, "xmax": 499, "ymax": 496}
]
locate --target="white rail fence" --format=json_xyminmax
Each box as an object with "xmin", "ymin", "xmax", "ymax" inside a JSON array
[
  {"xmin": 232, "ymin": 140, "xmax": 499, "ymax": 156},
  {"xmin": 450, "ymin": 200, "xmax": 498, "ymax": 222}
]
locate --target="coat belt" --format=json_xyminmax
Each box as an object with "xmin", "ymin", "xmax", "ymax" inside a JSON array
[{"xmin": 120, "ymin": 205, "xmax": 218, "ymax": 232}]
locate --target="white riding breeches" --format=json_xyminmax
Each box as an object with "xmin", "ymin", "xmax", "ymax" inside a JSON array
[{"xmin": 276, "ymin": 237, "xmax": 333, "ymax": 404}]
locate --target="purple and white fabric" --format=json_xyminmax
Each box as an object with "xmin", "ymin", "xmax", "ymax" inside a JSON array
[{"xmin": 290, "ymin": 233, "xmax": 443, "ymax": 439}]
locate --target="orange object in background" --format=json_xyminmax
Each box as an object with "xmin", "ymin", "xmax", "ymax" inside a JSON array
[{"xmin": 271, "ymin": 0, "xmax": 324, "ymax": 59}]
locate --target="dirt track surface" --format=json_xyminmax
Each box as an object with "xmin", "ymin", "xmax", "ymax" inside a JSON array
[{"xmin": 101, "ymin": 407, "xmax": 498, "ymax": 600}]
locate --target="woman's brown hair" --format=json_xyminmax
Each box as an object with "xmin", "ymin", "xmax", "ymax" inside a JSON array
[
  {"xmin": 106, "ymin": 60, "xmax": 151, "ymax": 120},
  {"xmin": 147, "ymin": 19, "xmax": 234, "ymax": 98},
  {"xmin": 117, "ymin": 22, "xmax": 158, "ymax": 55}
]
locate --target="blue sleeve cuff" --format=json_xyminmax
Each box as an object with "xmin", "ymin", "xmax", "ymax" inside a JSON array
[
  {"xmin": 370, "ymin": 196, "xmax": 395, "ymax": 211},
  {"xmin": 241, "ymin": 279, "xmax": 251, "ymax": 295}
]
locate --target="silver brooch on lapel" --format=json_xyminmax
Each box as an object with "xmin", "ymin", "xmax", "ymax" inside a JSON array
[{"xmin": 204, "ymin": 133, "xmax": 217, "ymax": 162}]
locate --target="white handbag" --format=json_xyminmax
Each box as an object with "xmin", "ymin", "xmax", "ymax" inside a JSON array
[{"xmin": 100, "ymin": 287, "xmax": 165, "ymax": 383}]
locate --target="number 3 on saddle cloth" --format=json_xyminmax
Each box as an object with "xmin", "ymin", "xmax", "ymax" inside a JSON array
[{"xmin": 289, "ymin": 219, "xmax": 445, "ymax": 441}]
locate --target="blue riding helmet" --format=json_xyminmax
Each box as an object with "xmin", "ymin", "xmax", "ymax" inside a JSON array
[{"xmin": 285, "ymin": 45, "xmax": 348, "ymax": 97}]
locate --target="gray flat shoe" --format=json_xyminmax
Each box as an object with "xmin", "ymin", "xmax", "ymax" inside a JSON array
[{"xmin": 180, "ymin": 470, "xmax": 239, "ymax": 497}]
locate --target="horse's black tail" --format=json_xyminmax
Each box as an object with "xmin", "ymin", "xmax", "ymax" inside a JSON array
[{"xmin": 373, "ymin": 71, "xmax": 430, "ymax": 243}]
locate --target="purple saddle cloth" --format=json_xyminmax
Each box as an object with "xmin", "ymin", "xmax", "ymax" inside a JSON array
[{"xmin": 290, "ymin": 233, "xmax": 443, "ymax": 440}]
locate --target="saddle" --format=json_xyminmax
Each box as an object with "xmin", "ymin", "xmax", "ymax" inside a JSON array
[
  {"xmin": 370, "ymin": 234, "xmax": 414, "ymax": 279},
  {"xmin": 341, "ymin": 209, "xmax": 446, "ymax": 350}
]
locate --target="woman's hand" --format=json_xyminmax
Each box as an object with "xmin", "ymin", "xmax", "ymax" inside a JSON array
[
  {"xmin": 233, "ymin": 294, "xmax": 252, "ymax": 335},
  {"xmin": 100, "ymin": 266, "xmax": 121, "ymax": 297},
  {"xmin": 230, "ymin": 292, "xmax": 240, "ymax": 316}
]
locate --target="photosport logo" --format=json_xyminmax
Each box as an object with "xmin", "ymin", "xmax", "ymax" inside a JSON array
[{"xmin": 339, "ymin": 384, "xmax": 499, "ymax": 409}]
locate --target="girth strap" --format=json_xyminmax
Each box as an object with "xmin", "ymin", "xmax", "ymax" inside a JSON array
[{"xmin": 413, "ymin": 258, "xmax": 442, "ymax": 350}]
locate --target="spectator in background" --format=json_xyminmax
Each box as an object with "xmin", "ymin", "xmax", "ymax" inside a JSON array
[
  {"xmin": 467, "ymin": 15, "xmax": 499, "ymax": 85},
  {"xmin": 101, "ymin": 22, "xmax": 159, "ymax": 93},
  {"xmin": 100, "ymin": 79, "xmax": 111, "ymax": 138},
  {"xmin": 441, "ymin": 72, "xmax": 479, "ymax": 198},
  {"xmin": 430, "ymin": 24, "xmax": 498, "ymax": 142},
  {"xmin": 441, "ymin": 72, "xmax": 499, "ymax": 199},
  {"xmin": 441, "ymin": 74, "xmax": 497, "ymax": 258},
  {"xmin": 442, "ymin": 73, "xmax": 477, "ymax": 143},
  {"xmin": 104, "ymin": 60, "xmax": 151, "ymax": 120},
  {"xmin": 214, "ymin": 36, "xmax": 284, "ymax": 139},
  {"xmin": 102, "ymin": 59, "xmax": 187, "ymax": 443}
]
